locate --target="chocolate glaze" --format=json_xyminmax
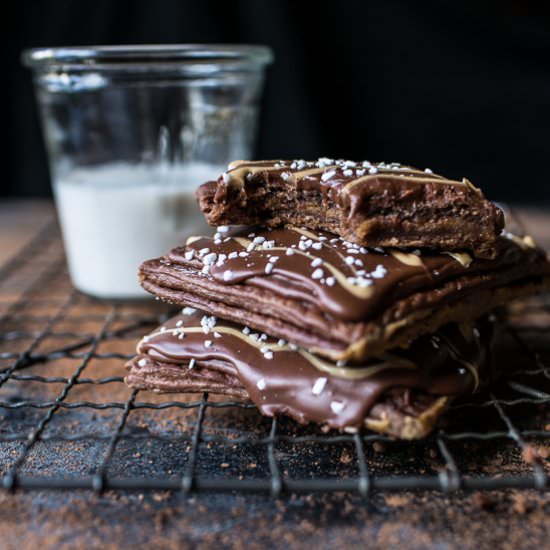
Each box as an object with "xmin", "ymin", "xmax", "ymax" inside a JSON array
[
  {"xmin": 165, "ymin": 226, "xmax": 544, "ymax": 323},
  {"xmin": 129, "ymin": 311, "xmax": 494, "ymax": 431},
  {"xmin": 222, "ymin": 160, "xmax": 472, "ymax": 201}
]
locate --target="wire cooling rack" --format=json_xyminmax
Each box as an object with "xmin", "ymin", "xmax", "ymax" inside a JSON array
[{"xmin": 0, "ymin": 222, "xmax": 549, "ymax": 496}]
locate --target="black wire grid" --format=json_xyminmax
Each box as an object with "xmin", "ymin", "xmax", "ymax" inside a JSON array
[{"xmin": 1, "ymin": 222, "xmax": 550, "ymax": 496}]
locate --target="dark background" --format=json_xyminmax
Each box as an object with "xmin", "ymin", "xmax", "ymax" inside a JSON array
[{"xmin": 5, "ymin": 0, "xmax": 550, "ymax": 203}]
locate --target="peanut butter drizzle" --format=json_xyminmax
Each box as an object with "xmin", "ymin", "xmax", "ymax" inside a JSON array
[
  {"xmin": 503, "ymin": 232, "xmax": 537, "ymax": 250},
  {"xmin": 229, "ymin": 235, "xmax": 375, "ymax": 299},
  {"xmin": 141, "ymin": 325, "xmax": 413, "ymax": 381},
  {"xmin": 221, "ymin": 160, "xmax": 465, "ymax": 194},
  {"xmin": 341, "ymin": 173, "xmax": 465, "ymax": 194},
  {"xmin": 389, "ymin": 250, "xmax": 425, "ymax": 267},
  {"xmin": 226, "ymin": 162, "xmax": 340, "ymax": 188},
  {"xmin": 442, "ymin": 251, "xmax": 473, "ymax": 267}
]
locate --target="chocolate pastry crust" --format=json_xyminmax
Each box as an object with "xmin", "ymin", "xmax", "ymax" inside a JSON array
[
  {"xmin": 139, "ymin": 226, "xmax": 550, "ymax": 362},
  {"xmin": 197, "ymin": 159, "xmax": 505, "ymax": 259},
  {"xmin": 125, "ymin": 312, "xmax": 495, "ymax": 439}
]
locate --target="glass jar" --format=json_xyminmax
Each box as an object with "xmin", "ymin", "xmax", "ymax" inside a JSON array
[{"xmin": 23, "ymin": 44, "xmax": 273, "ymax": 298}]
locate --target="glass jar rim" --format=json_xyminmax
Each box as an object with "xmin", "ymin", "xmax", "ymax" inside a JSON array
[{"xmin": 22, "ymin": 44, "xmax": 274, "ymax": 71}]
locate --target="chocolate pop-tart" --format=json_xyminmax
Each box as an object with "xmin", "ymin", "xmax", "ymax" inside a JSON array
[
  {"xmin": 197, "ymin": 159, "xmax": 504, "ymax": 259},
  {"xmin": 126, "ymin": 311, "xmax": 495, "ymax": 439},
  {"xmin": 139, "ymin": 226, "xmax": 550, "ymax": 362}
]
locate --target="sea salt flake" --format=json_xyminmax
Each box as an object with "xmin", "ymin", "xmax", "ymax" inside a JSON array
[
  {"xmin": 228, "ymin": 251, "xmax": 238, "ymax": 259},
  {"xmin": 203, "ymin": 252, "xmax": 218, "ymax": 265},
  {"xmin": 343, "ymin": 169, "xmax": 353, "ymax": 177},
  {"xmin": 311, "ymin": 268, "xmax": 324, "ymax": 280},
  {"xmin": 312, "ymin": 242, "xmax": 323, "ymax": 250},
  {"xmin": 189, "ymin": 358, "xmax": 196, "ymax": 369},
  {"xmin": 242, "ymin": 326, "xmax": 251, "ymax": 335},
  {"xmin": 265, "ymin": 262, "xmax": 274, "ymax": 274},
  {"xmin": 256, "ymin": 378, "xmax": 267, "ymax": 390},
  {"xmin": 368, "ymin": 167, "xmax": 378, "ymax": 174},
  {"xmin": 182, "ymin": 307, "xmax": 196, "ymax": 315},
  {"xmin": 199, "ymin": 247, "xmax": 210, "ymax": 257},
  {"xmin": 217, "ymin": 225, "xmax": 229, "ymax": 233},
  {"xmin": 345, "ymin": 256, "xmax": 355, "ymax": 266},
  {"xmin": 321, "ymin": 169, "xmax": 336, "ymax": 182},
  {"xmin": 317, "ymin": 157, "xmax": 333, "ymax": 167},
  {"xmin": 263, "ymin": 351, "xmax": 274, "ymax": 360},
  {"xmin": 312, "ymin": 377, "xmax": 327, "ymax": 395},
  {"xmin": 269, "ymin": 256, "xmax": 279, "ymax": 263},
  {"xmin": 330, "ymin": 401, "xmax": 345, "ymax": 414},
  {"xmin": 223, "ymin": 270, "xmax": 233, "ymax": 281},
  {"xmin": 184, "ymin": 250, "xmax": 195, "ymax": 260},
  {"xmin": 214, "ymin": 331, "xmax": 222, "ymax": 338},
  {"xmin": 326, "ymin": 277, "xmax": 336, "ymax": 286},
  {"xmin": 311, "ymin": 258, "xmax": 323, "ymax": 267},
  {"xmin": 370, "ymin": 265, "xmax": 387, "ymax": 279},
  {"xmin": 204, "ymin": 340, "xmax": 213, "ymax": 348},
  {"xmin": 222, "ymin": 172, "xmax": 232, "ymax": 183},
  {"xmin": 277, "ymin": 339, "xmax": 287, "ymax": 347},
  {"xmin": 176, "ymin": 320, "xmax": 184, "ymax": 327},
  {"xmin": 137, "ymin": 358, "xmax": 147, "ymax": 367},
  {"xmin": 286, "ymin": 248, "xmax": 295, "ymax": 256}
]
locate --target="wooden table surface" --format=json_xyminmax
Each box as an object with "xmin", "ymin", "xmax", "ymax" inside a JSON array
[{"xmin": 0, "ymin": 199, "xmax": 550, "ymax": 550}]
